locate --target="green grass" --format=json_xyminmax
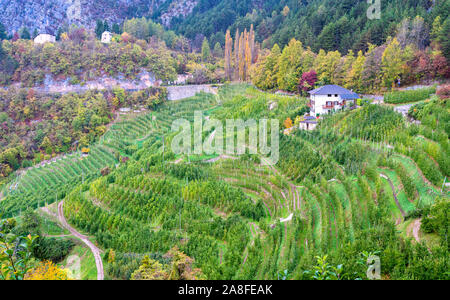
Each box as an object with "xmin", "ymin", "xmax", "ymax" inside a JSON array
[
  {"xmin": 60, "ymin": 245, "xmax": 98, "ymax": 280},
  {"xmin": 391, "ymin": 155, "xmax": 441, "ymax": 207},
  {"xmin": 384, "ymin": 87, "xmax": 436, "ymax": 104},
  {"xmin": 380, "ymin": 169, "xmax": 416, "ymax": 215}
]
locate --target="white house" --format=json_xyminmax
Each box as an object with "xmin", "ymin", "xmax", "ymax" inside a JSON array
[
  {"xmin": 101, "ymin": 31, "xmax": 112, "ymax": 44},
  {"xmin": 308, "ymin": 85, "xmax": 359, "ymax": 116},
  {"xmin": 298, "ymin": 116, "xmax": 318, "ymax": 131},
  {"xmin": 34, "ymin": 34, "xmax": 56, "ymax": 45}
]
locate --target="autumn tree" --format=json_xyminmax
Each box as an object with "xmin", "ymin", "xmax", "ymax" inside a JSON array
[
  {"xmin": 234, "ymin": 29, "xmax": 240, "ymax": 80},
  {"xmin": 131, "ymin": 247, "xmax": 204, "ymax": 280},
  {"xmin": 131, "ymin": 256, "xmax": 168, "ymax": 280},
  {"xmin": 312, "ymin": 49, "xmax": 339, "ymax": 85},
  {"xmin": 396, "ymin": 17, "xmax": 430, "ymax": 50},
  {"xmin": 298, "ymin": 70, "xmax": 318, "ymax": 94},
  {"xmin": 284, "ymin": 117, "xmax": 293, "ymax": 129},
  {"xmin": 224, "ymin": 30, "xmax": 233, "ymax": 81},
  {"xmin": 282, "ymin": 6, "xmax": 290, "ymax": 17},
  {"xmin": 231, "ymin": 26, "xmax": 257, "ymax": 82},
  {"xmin": 335, "ymin": 50, "xmax": 355, "ymax": 86},
  {"xmin": 345, "ymin": 50, "xmax": 366, "ymax": 90},
  {"xmin": 251, "ymin": 45, "xmax": 281, "ymax": 90},
  {"xmin": 238, "ymin": 31, "xmax": 245, "ymax": 81},
  {"xmin": 277, "ymin": 39, "xmax": 304, "ymax": 91},
  {"xmin": 362, "ymin": 44, "xmax": 384, "ymax": 92},
  {"xmin": 382, "ymin": 37, "xmax": 410, "ymax": 88},
  {"xmin": 165, "ymin": 247, "xmax": 204, "ymax": 280},
  {"xmin": 25, "ymin": 261, "xmax": 70, "ymax": 280}
]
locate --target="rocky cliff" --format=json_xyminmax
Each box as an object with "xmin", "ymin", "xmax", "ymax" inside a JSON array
[{"xmin": 0, "ymin": 0, "xmax": 196, "ymax": 35}]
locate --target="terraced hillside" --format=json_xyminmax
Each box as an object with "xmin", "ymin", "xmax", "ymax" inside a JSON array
[
  {"xmin": 1, "ymin": 85, "xmax": 448, "ymax": 280},
  {"xmin": 0, "ymin": 110, "xmax": 161, "ymax": 217}
]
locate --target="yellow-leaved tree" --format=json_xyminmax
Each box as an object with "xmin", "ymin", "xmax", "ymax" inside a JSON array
[
  {"xmin": 131, "ymin": 247, "xmax": 204, "ymax": 280},
  {"xmin": 25, "ymin": 261, "xmax": 70, "ymax": 280},
  {"xmin": 284, "ymin": 117, "xmax": 293, "ymax": 129}
]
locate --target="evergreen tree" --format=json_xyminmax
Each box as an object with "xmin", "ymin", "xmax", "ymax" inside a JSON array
[
  {"xmin": 437, "ymin": 17, "xmax": 450, "ymax": 62},
  {"xmin": 213, "ymin": 42, "xmax": 223, "ymax": 58},
  {"xmin": 20, "ymin": 27, "xmax": 31, "ymax": 40},
  {"xmin": 56, "ymin": 28, "xmax": 64, "ymax": 41},
  {"xmin": 201, "ymin": 37, "xmax": 211, "ymax": 62},
  {"xmin": 104, "ymin": 21, "xmax": 110, "ymax": 33},
  {"xmin": 0, "ymin": 22, "xmax": 6, "ymax": 40},
  {"xmin": 95, "ymin": 20, "xmax": 104, "ymax": 39},
  {"xmin": 112, "ymin": 23, "xmax": 121, "ymax": 34}
]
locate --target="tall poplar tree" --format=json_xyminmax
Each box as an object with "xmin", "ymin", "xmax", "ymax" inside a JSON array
[{"xmin": 224, "ymin": 30, "xmax": 233, "ymax": 81}]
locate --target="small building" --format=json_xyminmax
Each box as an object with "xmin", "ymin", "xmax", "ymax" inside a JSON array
[
  {"xmin": 298, "ymin": 116, "xmax": 318, "ymax": 131},
  {"xmin": 101, "ymin": 31, "xmax": 112, "ymax": 44},
  {"xmin": 308, "ymin": 85, "xmax": 359, "ymax": 116},
  {"xmin": 34, "ymin": 34, "xmax": 56, "ymax": 45}
]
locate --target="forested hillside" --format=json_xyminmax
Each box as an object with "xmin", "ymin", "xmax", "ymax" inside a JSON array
[
  {"xmin": 167, "ymin": 0, "xmax": 449, "ymax": 54},
  {"xmin": 2, "ymin": 0, "xmax": 449, "ymax": 55}
]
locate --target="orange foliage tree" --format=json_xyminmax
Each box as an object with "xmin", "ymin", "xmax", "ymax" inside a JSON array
[{"xmin": 284, "ymin": 117, "xmax": 293, "ymax": 129}]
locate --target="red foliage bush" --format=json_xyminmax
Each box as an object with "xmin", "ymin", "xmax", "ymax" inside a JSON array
[
  {"xmin": 436, "ymin": 84, "xmax": 450, "ymax": 99},
  {"xmin": 298, "ymin": 70, "xmax": 318, "ymax": 93}
]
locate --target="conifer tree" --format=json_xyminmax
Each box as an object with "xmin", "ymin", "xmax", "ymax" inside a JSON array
[
  {"xmin": 201, "ymin": 37, "xmax": 211, "ymax": 62},
  {"xmin": 95, "ymin": 20, "xmax": 104, "ymax": 39}
]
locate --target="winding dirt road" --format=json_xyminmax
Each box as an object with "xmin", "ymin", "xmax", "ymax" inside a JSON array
[{"xmin": 57, "ymin": 201, "xmax": 104, "ymax": 280}]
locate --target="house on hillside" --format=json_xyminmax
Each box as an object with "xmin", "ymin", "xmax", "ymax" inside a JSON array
[
  {"xmin": 298, "ymin": 116, "xmax": 318, "ymax": 131},
  {"xmin": 101, "ymin": 31, "xmax": 112, "ymax": 44},
  {"xmin": 308, "ymin": 85, "xmax": 359, "ymax": 116},
  {"xmin": 34, "ymin": 34, "xmax": 56, "ymax": 45}
]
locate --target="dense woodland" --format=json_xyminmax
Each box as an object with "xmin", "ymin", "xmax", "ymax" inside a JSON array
[
  {"xmin": 162, "ymin": 0, "xmax": 449, "ymax": 54},
  {"xmin": 250, "ymin": 16, "xmax": 449, "ymax": 93}
]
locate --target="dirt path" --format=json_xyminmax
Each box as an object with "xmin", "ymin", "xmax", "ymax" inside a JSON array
[
  {"xmin": 380, "ymin": 174, "xmax": 406, "ymax": 218},
  {"xmin": 412, "ymin": 219, "xmax": 422, "ymax": 243},
  {"xmin": 57, "ymin": 201, "xmax": 104, "ymax": 280}
]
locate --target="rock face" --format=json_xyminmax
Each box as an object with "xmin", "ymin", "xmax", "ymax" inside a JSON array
[
  {"xmin": 0, "ymin": 0, "xmax": 197, "ymax": 35},
  {"xmin": 160, "ymin": 0, "xmax": 197, "ymax": 27}
]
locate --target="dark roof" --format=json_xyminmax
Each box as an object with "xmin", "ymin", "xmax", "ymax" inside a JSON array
[
  {"xmin": 300, "ymin": 120, "xmax": 318, "ymax": 124},
  {"xmin": 308, "ymin": 85, "xmax": 359, "ymax": 98},
  {"xmin": 341, "ymin": 94, "xmax": 359, "ymax": 100}
]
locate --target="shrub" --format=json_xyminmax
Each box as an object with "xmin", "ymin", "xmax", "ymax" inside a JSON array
[
  {"xmin": 436, "ymin": 84, "xmax": 450, "ymax": 100},
  {"xmin": 384, "ymin": 87, "xmax": 436, "ymax": 104}
]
